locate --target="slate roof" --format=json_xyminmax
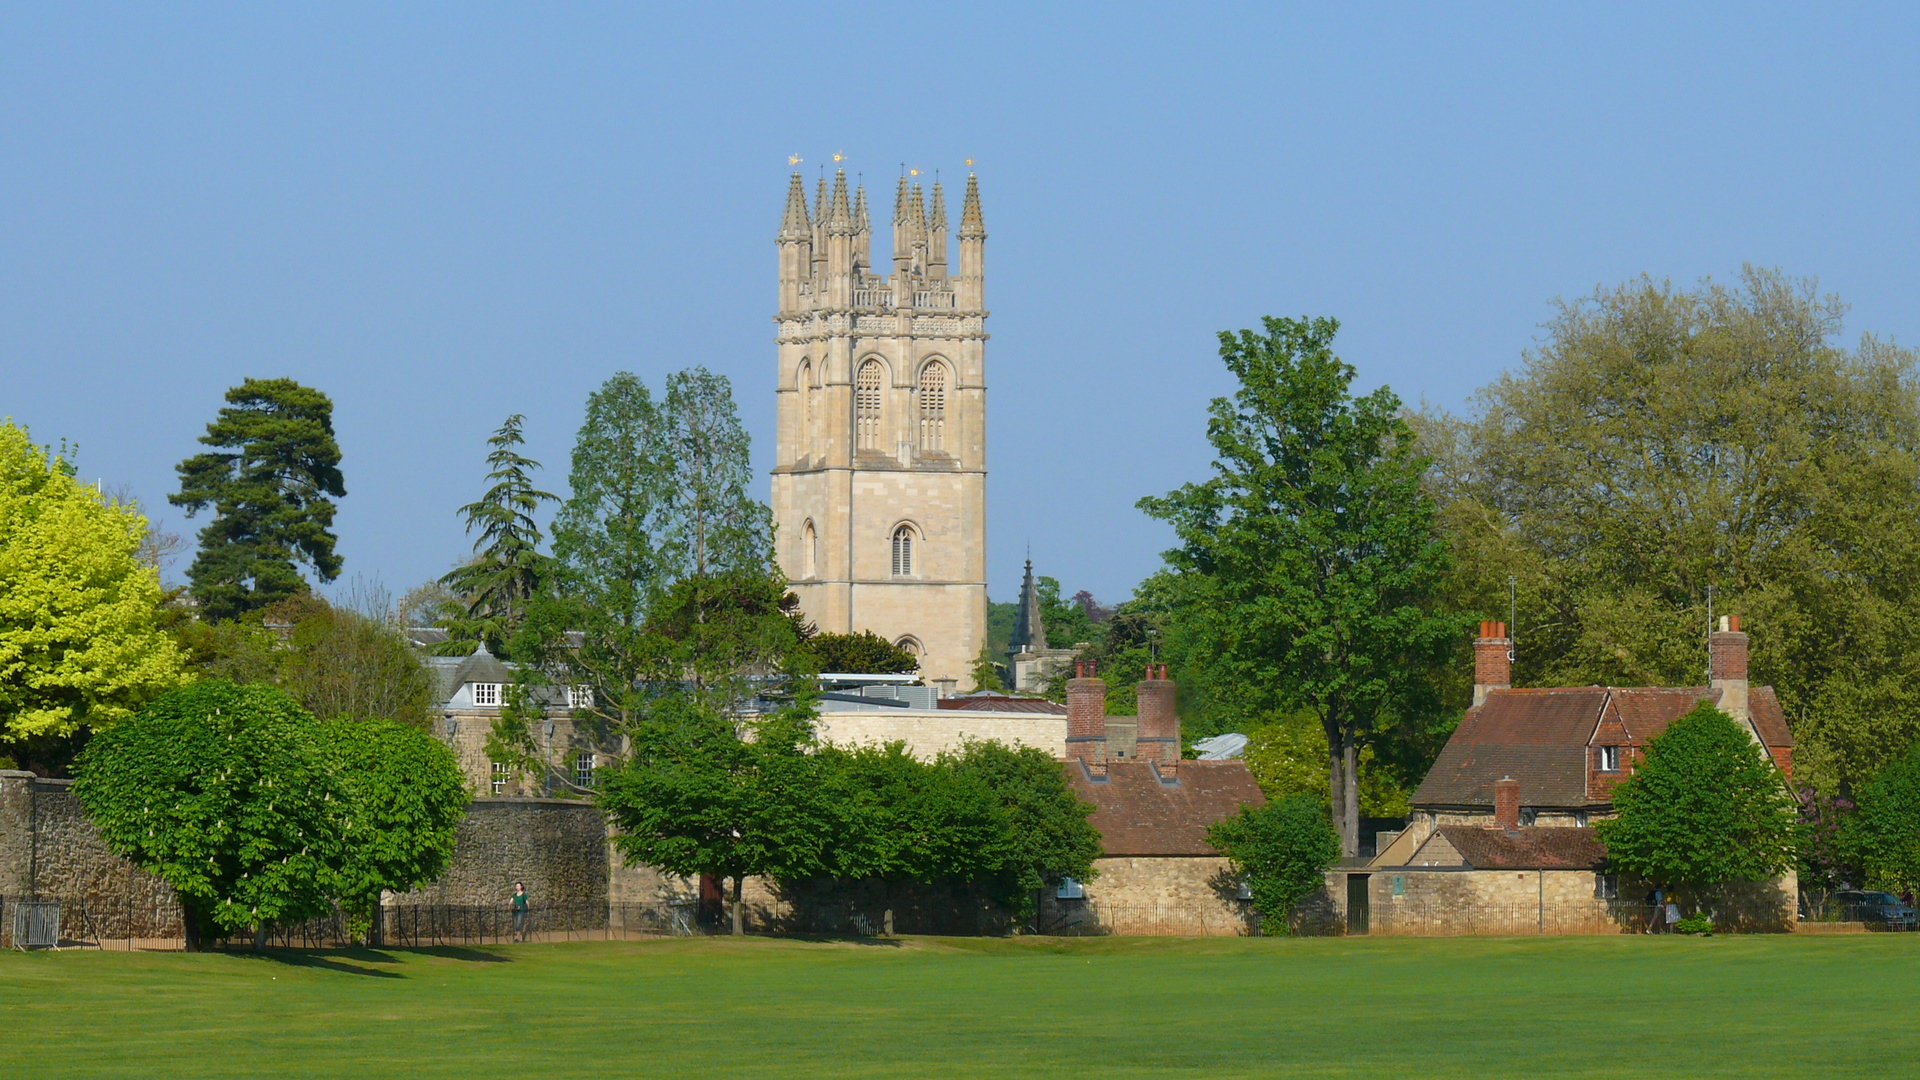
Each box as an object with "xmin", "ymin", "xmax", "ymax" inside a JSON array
[
  {"xmin": 1430, "ymin": 826, "xmax": 1609, "ymax": 871},
  {"xmin": 451, "ymin": 646, "xmax": 514, "ymax": 688},
  {"xmin": 1063, "ymin": 760, "xmax": 1267, "ymax": 857},
  {"xmin": 938, "ymin": 695, "xmax": 1067, "ymax": 715}
]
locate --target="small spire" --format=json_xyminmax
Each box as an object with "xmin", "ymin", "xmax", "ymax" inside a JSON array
[
  {"xmin": 959, "ymin": 173, "xmax": 986, "ymax": 239},
  {"xmin": 909, "ymin": 182, "xmax": 928, "ymax": 241},
  {"xmin": 852, "ymin": 184, "xmax": 870, "ymax": 233},
  {"xmin": 928, "ymin": 181, "xmax": 947, "ymax": 233},
  {"xmin": 778, "ymin": 170, "xmax": 811, "ymax": 240},
  {"xmin": 892, "ymin": 174, "xmax": 910, "ymax": 227},
  {"xmin": 827, "ymin": 168, "xmax": 853, "ymax": 233},
  {"xmin": 1010, "ymin": 558, "xmax": 1048, "ymax": 653},
  {"xmin": 813, "ymin": 176, "xmax": 828, "ymax": 231}
]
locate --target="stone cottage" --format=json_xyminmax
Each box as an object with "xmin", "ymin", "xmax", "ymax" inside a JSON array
[
  {"xmin": 1350, "ymin": 617, "xmax": 1797, "ymax": 935},
  {"xmin": 1039, "ymin": 663, "xmax": 1268, "ymax": 936}
]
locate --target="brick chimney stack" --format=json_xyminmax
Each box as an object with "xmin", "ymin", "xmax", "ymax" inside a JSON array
[
  {"xmin": 1710, "ymin": 615, "xmax": 1754, "ymax": 739},
  {"xmin": 1493, "ymin": 776, "xmax": 1520, "ymax": 832},
  {"xmin": 1135, "ymin": 663, "xmax": 1179, "ymax": 776},
  {"xmin": 1066, "ymin": 662, "xmax": 1108, "ymax": 775},
  {"xmin": 1473, "ymin": 621, "xmax": 1513, "ymax": 707}
]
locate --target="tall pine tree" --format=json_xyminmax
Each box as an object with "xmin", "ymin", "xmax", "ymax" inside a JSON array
[
  {"xmin": 440, "ymin": 415, "xmax": 556, "ymax": 656},
  {"xmin": 171, "ymin": 378, "xmax": 346, "ymax": 621}
]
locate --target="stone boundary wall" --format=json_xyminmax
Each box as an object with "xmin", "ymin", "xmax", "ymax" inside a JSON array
[
  {"xmin": 0, "ymin": 772, "xmax": 183, "ymax": 938},
  {"xmin": 390, "ymin": 798, "xmax": 609, "ymax": 911}
]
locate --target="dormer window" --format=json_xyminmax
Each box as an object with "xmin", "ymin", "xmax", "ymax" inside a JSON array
[
  {"xmin": 1597, "ymin": 745, "xmax": 1621, "ymax": 772},
  {"xmin": 472, "ymin": 682, "xmax": 501, "ymax": 707},
  {"xmin": 566, "ymin": 685, "xmax": 594, "ymax": 710}
]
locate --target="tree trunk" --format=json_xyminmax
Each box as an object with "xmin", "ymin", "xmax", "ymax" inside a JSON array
[
  {"xmin": 1324, "ymin": 716, "xmax": 1358, "ymax": 858},
  {"xmin": 1342, "ymin": 733, "xmax": 1360, "ymax": 858},
  {"xmin": 181, "ymin": 900, "xmax": 205, "ymax": 953},
  {"xmin": 731, "ymin": 875, "xmax": 744, "ymax": 936}
]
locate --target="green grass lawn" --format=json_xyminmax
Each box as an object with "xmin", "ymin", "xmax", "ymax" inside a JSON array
[{"xmin": 5, "ymin": 934, "xmax": 1913, "ymax": 1078}]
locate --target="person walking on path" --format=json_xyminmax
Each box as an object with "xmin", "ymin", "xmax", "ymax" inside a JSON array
[
  {"xmin": 511, "ymin": 882, "xmax": 530, "ymax": 943},
  {"xmin": 1664, "ymin": 898, "xmax": 1681, "ymax": 933}
]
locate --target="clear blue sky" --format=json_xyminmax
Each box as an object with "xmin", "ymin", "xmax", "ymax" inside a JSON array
[{"xmin": 6, "ymin": 4, "xmax": 1917, "ymax": 606}]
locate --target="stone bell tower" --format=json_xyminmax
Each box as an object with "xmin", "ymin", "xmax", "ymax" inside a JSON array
[{"xmin": 770, "ymin": 166, "xmax": 988, "ymax": 688}]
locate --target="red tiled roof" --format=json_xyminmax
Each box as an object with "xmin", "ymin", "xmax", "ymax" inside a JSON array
[
  {"xmin": 1413, "ymin": 683, "xmax": 1794, "ymax": 811},
  {"xmin": 1062, "ymin": 760, "xmax": 1267, "ymax": 857},
  {"xmin": 1610, "ymin": 687, "xmax": 1719, "ymax": 740},
  {"xmin": 1414, "ymin": 743, "xmax": 1595, "ymax": 809},
  {"xmin": 1749, "ymin": 686, "xmax": 1792, "ymax": 748},
  {"xmin": 938, "ymin": 695, "xmax": 1067, "ymax": 715},
  {"xmin": 1433, "ymin": 825, "xmax": 1609, "ymax": 870}
]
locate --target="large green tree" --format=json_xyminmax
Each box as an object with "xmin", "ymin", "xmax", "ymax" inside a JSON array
[
  {"xmin": 171, "ymin": 378, "xmax": 345, "ymax": 620},
  {"xmin": 1208, "ymin": 793, "xmax": 1341, "ymax": 935},
  {"xmin": 1849, "ymin": 746, "xmax": 1920, "ymax": 894},
  {"xmin": 1141, "ymin": 316, "xmax": 1465, "ymax": 854},
  {"xmin": 440, "ymin": 414, "xmax": 556, "ymax": 656},
  {"xmin": 0, "ymin": 422, "xmax": 186, "ymax": 755},
  {"xmin": 73, "ymin": 680, "xmax": 344, "ymax": 950},
  {"xmin": 598, "ymin": 697, "xmax": 830, "ymax": 935},
  {"xmin": 945, "ymin": 740, "xmax": 1102, "ymax": 922},
  {"xmin": 660, "ymin": 367, "xmax": 769, "ymax": 580},
  {"xmin": 1421, "ymin": 268, "xmax": 1920, "ymax": 793},
  {"xmin": 535, "ymin": 372, "xmax": 672, "ymax": 737},
  {"xmin": 169, "ymin": 592, "xmax": 436, "ymax": 729},
  {"xmin": 322, "ymin": 717, "xmax": 470, "ymax": 940},
  {"xmin": 1596, "ymin": 701, "xmax": 1797, "ymax": 896}
]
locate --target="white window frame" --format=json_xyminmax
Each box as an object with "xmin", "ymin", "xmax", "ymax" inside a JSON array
[
  {"xmin": 1055, "ymin": 876, "xmax": 1085, "ymax": 900},
  {"xmin": 566, "ymin": 685, "xmax": 594, "ymax": 710},
  {"xmin": 490, "ymin": 761, "xmax": 510, "ymax": 796},
  {"xmin": 1598, "ymin": 745, "xmax": 1620, "ymax": 772},
  {"xmin": 575, "ymin": 753, "xmax": 595, "ymax": 790},
  {"xmin": 472, "ymin": 682, "xmax": 501, "ymax": 707}
]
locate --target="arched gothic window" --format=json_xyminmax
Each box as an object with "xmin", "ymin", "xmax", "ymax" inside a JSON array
[
  {"xmin": 895, "ymin": 636, "xmax": 922, "ymax": 658},
  {"xmin": 856, "ymin": 359, "xmax": 884, "ymax": 451},
  {"xmin": 918, "ymin": 362, "xmax": 947, "ymax": 453},
  {"xmin": 805, "ymin": 364, "xmax": 822, "ymax": 456},
  {"xmin": 802, "ymin": 520, "xmax": 817, "ymax": 579},
  {"xmin": 891, "ymin": 525, "xmax": 914, "ymax": 577},
  {"xmin": 796, "ymin": 360, "xmax": 812, "ymax": 460}
]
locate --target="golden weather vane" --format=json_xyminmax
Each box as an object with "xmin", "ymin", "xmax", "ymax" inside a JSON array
[
  {"xmin": 908, "ymin": 167, "xmax": 920, "ymax": 177},
  {"xmin": 833, "ymin": 151, "xmax": 845, "ymax": 163},
  {"xmin": 789, "ymin": 154, "xmax": 802, "ymax": 166},
  {"xmin": 965, "ymin": 157, "xmax": 974, "ymax": 168}
]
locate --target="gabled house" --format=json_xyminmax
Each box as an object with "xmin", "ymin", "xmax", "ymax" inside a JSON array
[
  {"xmin": 1353, "ymin": 617, "xmax": 1797, "ymax": 935},
  {"xmin": 1039, "ymin": 663, "xmax": 1269, "ymax": 936}
]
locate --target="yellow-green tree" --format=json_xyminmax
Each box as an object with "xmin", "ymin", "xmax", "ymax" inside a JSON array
[{"xmin": 0, "ymin": 422, "xmax": 185, "ymax": 750}]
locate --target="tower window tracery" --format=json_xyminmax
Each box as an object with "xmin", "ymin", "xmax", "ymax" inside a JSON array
[
  {"xmin": 891, "ymin": 525, "xmax": 914, "ymax": 577},
  {"xmin": 918, "ymin": 362, "xmax": 947, "ymax": 453},
  {"xmin": 856, "ymin": 359, "xmax": 884, "ymax": 450}
]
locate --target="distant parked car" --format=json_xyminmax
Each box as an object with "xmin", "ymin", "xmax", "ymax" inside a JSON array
[{"xmin": 1834, "ymin": 890, "xmax": 1917, "ymax": 929}]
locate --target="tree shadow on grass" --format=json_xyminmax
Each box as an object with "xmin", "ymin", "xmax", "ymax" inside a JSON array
[
  {"xmin": 225, "ymin": 948, "xmax": 406, "ymax": 978},
  {"xmin": 767, "ymin": 933, "xmax": 907, "ymax": 948},
  {"xmin": 403, "ymin": 945, "xmax": 513, "ymax": 963}
]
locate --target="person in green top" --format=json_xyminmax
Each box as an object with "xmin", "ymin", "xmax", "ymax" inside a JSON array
[{"xmin": 511, "ymin": 881, "xmax": 530, "ymax": 942}]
